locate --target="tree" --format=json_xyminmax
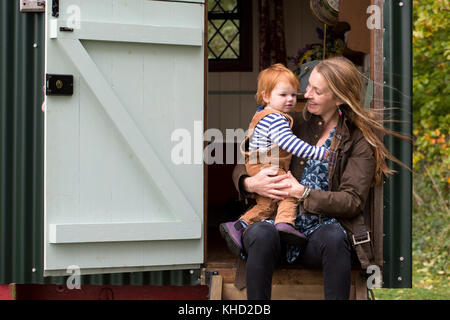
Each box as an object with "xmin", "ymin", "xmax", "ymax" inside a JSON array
[
  {"xmin": 412, "ymin": 0, "xmax": 449, "ymax": 190},
  {"xmin": 411, "ymin": 0, "xmax": 449, "ymax": 292}
]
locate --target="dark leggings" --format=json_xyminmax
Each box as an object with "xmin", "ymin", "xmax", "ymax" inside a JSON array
[{"xmin": 242, "ymin": 222, "xmax": 352, "ymax": 300}]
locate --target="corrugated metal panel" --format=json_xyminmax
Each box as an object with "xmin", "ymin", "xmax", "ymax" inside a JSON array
[
  {"xmin": 382, "ymin": 0, "xmax": 413, "ymax": 288},
  {"xmin": 0, "ymin": 0, "xmax": 199, "ymax": 286},
  {"xmin": 0, "ymin": 0, "xmax": 45, "ymax": 285}
]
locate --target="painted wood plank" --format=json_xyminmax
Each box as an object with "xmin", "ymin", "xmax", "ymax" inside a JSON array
[
  {"xmin": 45, "ymin": 239, "xmax": 203, "ymax": 274},
  {"xmin": 49, "ymin": 221, "xmax": 201, "ymax": 244},
  {"xmin": 207, "ymin": 93, "xmax": 221, "ymax": 131},
  {"xmin": 44, "ymin": 264, "xmax": 202, "ymax": 277},
  {"xmin": 240, "ymin": 94, "xmax": 256, "ymax": 130},
  {"xmin": 57, "ymin": 38, "xmax": 200, "ymax": 225},
  {"xmin": 219, "ymin": 95, "xmax": 240, "ymax": 133},
  {"xmin": 372, "ymin": 0, "xmax": 385, "ymax": 268},
  {"xmin": 57, "ymin": 21, "xmax": 202, "ymax": 46},
  {"xmin": 168, "ymin": 0, "xmax": 204, "ymax": 2}
]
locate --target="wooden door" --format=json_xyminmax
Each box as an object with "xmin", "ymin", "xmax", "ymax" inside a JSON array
[{"xmin": 44, "ymin": 0, "xmax": 205, "ymax": 276}]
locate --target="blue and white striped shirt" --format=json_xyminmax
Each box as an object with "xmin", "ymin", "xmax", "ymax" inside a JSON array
[{"xmin": 249, "ymin": 112, "xmax": 327, "ymax": 161}]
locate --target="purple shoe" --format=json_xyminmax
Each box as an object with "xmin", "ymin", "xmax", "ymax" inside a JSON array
[
  {"xmin": 276, "ymin": 223, "xmax": 307, "ymax": 247},
  {"xmin": 219, "ymin": 220, "xmax": 245, "ymax": 256}
]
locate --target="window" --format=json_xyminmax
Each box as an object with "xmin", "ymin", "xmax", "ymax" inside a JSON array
[{"xmin": 208, "ymin": 0, "xmax": 252, "ymax": 72}]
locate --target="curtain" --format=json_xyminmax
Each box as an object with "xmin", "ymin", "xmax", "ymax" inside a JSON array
[{"xmin": 258, "ymin": 0, "xmax": 287, "ymax": 70}]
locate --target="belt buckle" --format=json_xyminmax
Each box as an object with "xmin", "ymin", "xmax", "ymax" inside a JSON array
[{"xmin": 352, "ymin": 231, "xmax": 371, "ymax": 245}]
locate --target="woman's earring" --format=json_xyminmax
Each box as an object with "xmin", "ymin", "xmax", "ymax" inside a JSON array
[{"xmin": 337, "ymin": 105, "xmax": 342, "ymax": 116}]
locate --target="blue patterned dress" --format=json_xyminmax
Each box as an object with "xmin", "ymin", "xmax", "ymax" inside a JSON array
[{"xmin": 286, "ymin": 127, "xmax": 347, "ymax": 263}]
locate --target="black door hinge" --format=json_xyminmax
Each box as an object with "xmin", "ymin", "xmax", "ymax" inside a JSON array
[
  {"xmin": 204, "ymin": 270, "xmax": 218, "ymax": 286},
  {"xmin": 52, "ymin": 0, "xmax": 59, "ymax": 17}
]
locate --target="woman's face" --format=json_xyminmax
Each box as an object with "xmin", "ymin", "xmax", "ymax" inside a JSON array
[{"xmin": 304, "ymin": 69, "xmax": 341, "ymax": 119}]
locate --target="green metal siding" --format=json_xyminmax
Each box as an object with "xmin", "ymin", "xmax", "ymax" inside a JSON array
[
  {"xmin": 0, "ymin": 0, "xmax": 45, "ymax": 284},
  {"xmin": 0, "ymin": 0, "xmax": 199, "ymax": 286},
  {"xmin": 383, "ymin": 0, "xmax": 413, "ymax": 288}
]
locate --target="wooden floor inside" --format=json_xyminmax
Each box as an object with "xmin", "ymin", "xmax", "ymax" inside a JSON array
[{"xmin": 204, "ymin": 227, "xmax": 368, "ymax": 300}]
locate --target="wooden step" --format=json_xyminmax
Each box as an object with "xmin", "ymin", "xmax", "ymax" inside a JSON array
[{"xmin": 205, "ymin": 266, "xmax": 368, "ymax": 300}]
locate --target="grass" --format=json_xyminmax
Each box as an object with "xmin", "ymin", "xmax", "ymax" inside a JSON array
[
  {"xmin": 373, "ymin": 266, "xmax": 450, "ymax": 300},
  {"xmin": 372, "ymin": 170, "xmax": 449, "ymax": 300},
  {"xmin": 373, "ymin": 287, "xmax": 449, "ymax": 300}
]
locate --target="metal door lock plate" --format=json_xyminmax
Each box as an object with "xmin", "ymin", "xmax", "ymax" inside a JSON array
[
  {"xmin": 20, "ymin": 0, "xmax": 46, "ymax": 12},
  {"xmin": 46, "ymin": 74, "xmax": 73, "ymax": 96}
]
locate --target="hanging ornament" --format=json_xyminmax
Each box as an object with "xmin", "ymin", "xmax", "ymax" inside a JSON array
[{"xmin": 310, "ymin": 0, "xmax": 340, "ymax": 26}]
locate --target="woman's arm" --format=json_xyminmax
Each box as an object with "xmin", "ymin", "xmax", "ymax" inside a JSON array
[
  {"xmin": 267, "ymin": 114, "xmax": 328, "ymax": 161},
  {"xmin": 303, "ymin": 133, "xmax": 376, "ymax": 219}
]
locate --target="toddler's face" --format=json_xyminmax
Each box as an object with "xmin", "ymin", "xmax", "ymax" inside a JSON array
[{"xmin": 263, "ymin": 81, "xmax": 297, "ymax": 113}]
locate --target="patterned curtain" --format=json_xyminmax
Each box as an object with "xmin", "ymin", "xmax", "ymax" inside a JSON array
[{"xmin": 258, "ymin": 0, "xmax": 287, "ymax": 70}]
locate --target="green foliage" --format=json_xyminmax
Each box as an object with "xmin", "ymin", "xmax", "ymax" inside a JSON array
[
  {"xmin": 375, "ymin": 0, "xmax": 449, "ymax": 300},
  {"xmin": 412, "ymin": 0, "xmax": 450, "ymax": 189},
  {"xmin": 412, "ymin": 0, "xmax": 449, "ymax": 290},
  {"xmin": 411, "ymin": 171, "xmax": 449, "ymax": 293}
]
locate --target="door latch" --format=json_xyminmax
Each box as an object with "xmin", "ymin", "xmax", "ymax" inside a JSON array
[
  {"xmin": 46, "ymin": 74, "xmax": 73, "ymax": 96},
  {"xmin": 60, "ymin": 27, "xmax": 74, "ymax": 32}
]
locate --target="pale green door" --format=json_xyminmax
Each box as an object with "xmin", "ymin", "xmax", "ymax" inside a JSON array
[{"xmin": 44, "ymin": 0, "xmax": 205, "ymax": 276}]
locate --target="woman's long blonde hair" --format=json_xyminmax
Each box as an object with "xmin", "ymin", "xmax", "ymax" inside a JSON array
[{"xmin": 308, "ymin": 56, "xmax": 409, "ymax": 184}]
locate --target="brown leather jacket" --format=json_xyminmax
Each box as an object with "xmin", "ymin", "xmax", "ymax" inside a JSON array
[{"xmin": 232, "ymin": 111, "xmax": 377, "ymax": 269}]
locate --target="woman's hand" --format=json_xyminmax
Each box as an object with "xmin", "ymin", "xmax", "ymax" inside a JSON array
[
  {"xmin": 279, "ymin": 171, "xmax": 306, "ymax": 200},
  {"xmin": 243, "ymin": 167, "xmax": 291, "ymax": 200}
]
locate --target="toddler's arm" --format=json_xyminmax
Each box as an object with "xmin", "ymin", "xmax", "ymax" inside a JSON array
[{"xmin": 267, "ymin": 114, "xmax": 329, "ymax": 161}]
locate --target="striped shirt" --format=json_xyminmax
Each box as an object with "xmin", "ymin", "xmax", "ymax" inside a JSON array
[{"xmin": 249, "ymin": 112, "xmax": 327, "ymax": 161}]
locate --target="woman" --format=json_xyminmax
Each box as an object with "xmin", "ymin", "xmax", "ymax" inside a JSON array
[{"xmin": 232, "ymin": 56, "xmax": 406, "ymax": 300}]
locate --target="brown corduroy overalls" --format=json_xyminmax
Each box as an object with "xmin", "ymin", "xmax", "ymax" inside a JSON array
[{"xmin": 239, "ymin": 108, "xmax": 298, "ymax": 226}]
